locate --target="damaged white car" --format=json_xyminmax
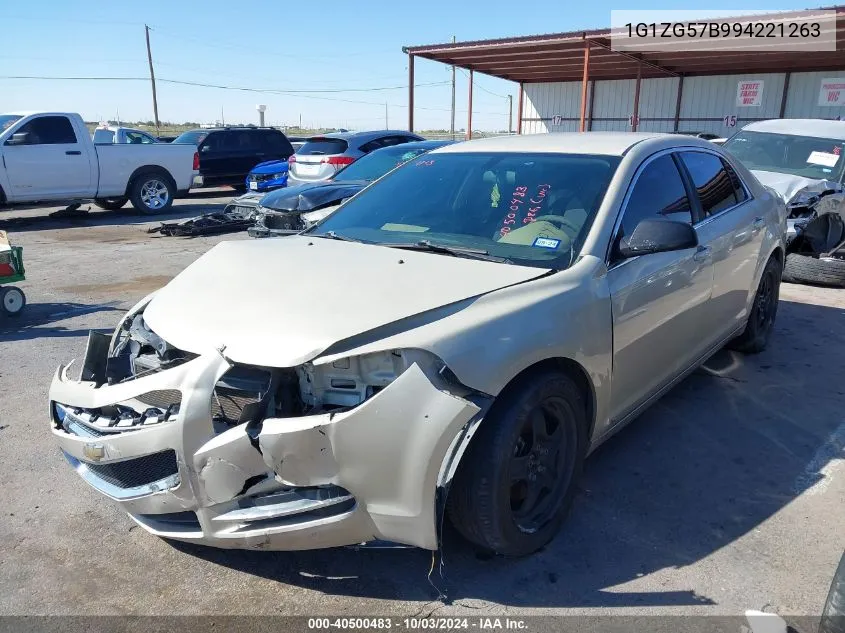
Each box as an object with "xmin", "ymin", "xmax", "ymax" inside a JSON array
[
  {"xmin": 723, "ymin": 119, "xmax": 845, "ymax": 287},
  {"xmin": 50, "ymin": 133, "xmax": 786, "ymax": 556}
]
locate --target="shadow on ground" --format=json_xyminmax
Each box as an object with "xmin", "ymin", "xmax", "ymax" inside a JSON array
[
  {"xmin": 0, "ymin": 194, "xmax": 232, "ymax": 233},
  {"xmin": 169, "ymin": 298, "xmax": 845, "ymax": 609},
  {"xmin": 0, "ymin": 301, "xmax": 122, "ymax": 342}
]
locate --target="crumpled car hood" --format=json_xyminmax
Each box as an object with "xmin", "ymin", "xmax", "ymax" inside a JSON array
[
  {"xmin": 260, "ymin": 181, "xmax": 367, "ymax": 212},
  {"xmin": 751, "ymin": 170, "xmax": 843, "ymax": 203},
  {"xmin": 142, "ymin": 236, "xmax": 548, "ymax": 367}
]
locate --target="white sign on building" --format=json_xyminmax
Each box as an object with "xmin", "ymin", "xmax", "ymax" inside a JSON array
[
  {"xmin": 818, "ymin": 78, "xmax": 845, "ymax": 106},
  {"xmin": 736, "ymin": 80, "xmax": 763, "ymax": 107}
]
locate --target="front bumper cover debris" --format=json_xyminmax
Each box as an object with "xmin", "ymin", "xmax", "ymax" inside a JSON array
[{"xmin": 50, "ymin": 346, "xmax": 480, "ymax": 550}]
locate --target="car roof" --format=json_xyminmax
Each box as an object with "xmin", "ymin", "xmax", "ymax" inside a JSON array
[
  {"xmin": 371, "ymin": 139, "xmax": 455, "ymax": 152},
  {"xmin": 188, "ymin": 127, "xmax": 282, "ymax": 134},
  {"xmin": 431, "ymin": 132, "xmax": 672, "ymax": 156},
  {"xmin": 741, "ymin": 119, "xmax": 845, "ymax": 140},
  {"xmin": 311, "ymin": 130, "xmax": 421, "ymax": 141}
]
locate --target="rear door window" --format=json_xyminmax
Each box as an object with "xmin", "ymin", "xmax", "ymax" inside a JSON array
[
  {"xmin": 359, "ymin": 138, "xmax": 387, "ymax": 153},
  {"xmin": 262, "ymin": 131, "xmax": 294, "ymax": 155},
  {"xmin": 17, "ymin": 116, "xmax": 78, "ymax": 145},
  {"xmin": 224, "ymin": 131, "xmax": 261, "ymax": 152},
  {"xmin": 678, "ymin": 151, "xmax": 738, "ymax": 218},
  {"xmin": 125, "ymin": 131, "xmax": 155, "ymax": 144},
  {"xmin": 722, "ymin": 159, "xmax": 748, "ymax": 204},
  {"xmin": 299, "ymin": 138, "xmax": 349, "ymax": 155}
]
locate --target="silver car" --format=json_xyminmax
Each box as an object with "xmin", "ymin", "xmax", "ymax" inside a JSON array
[
  {"xmin": 49, "ymin": 133, "xmax": 785, "ymax": 556},
  {"xmin": 287, "ymin": 130, "xmax": 423, "ymax": 185}
]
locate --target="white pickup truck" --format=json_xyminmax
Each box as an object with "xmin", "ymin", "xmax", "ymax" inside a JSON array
[{"xmin": 0, "ymin": 111, "xmax": 198, "ymax": 214}]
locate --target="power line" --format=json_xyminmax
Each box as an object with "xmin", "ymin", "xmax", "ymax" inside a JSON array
[
  {"xmin": 159, "ymin": 78, "xmax": 450, "ymax": 94},
  {"xmin": 457, "ymin": 68, "xmax": 511, "ymax": 99},
  {"xmin": 148, "ymin": 26, "xmax": 395, "ymax": 62},
  {"xmin": 0, "ymin": 75, "xmax": 503, "ymax": 114},
  {"xmin": 0, "ymin": 75, "xmax": 447, "ymax": 93}
]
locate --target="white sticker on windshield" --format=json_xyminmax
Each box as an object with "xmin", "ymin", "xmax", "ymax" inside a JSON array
[
  {"xmin": 807, "ymin": 151, "xmax": 840, "ymax": 167},
  {"xmin": 533, "ymin": 237, "xmax": 561, "ymax": 249}
]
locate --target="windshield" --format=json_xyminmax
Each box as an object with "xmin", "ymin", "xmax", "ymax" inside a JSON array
[
  {"xmin": 724, "ymin": 130, "xmax": 845, "ymax": 181},
  {"xmin": 334, "ymin": 145, "xmax": 432, "ymax": 182},
  {"xmin": 299, "ymin": 137, "xmax": 349, "ymax": 155},
  {"xmin": 310, "ymin": 152, "xmax": 620, "ymax": 269},
  {"xmin": 173, "ymin": 130, "xmax": 209, "ymax": 145},
  {"xmin": 0, "ymin": 115, "xmax": 23, "ymax": 132}
]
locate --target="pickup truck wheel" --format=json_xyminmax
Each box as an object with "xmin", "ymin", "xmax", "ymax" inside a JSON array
[
  {"xmin": 0, "ymin": 287, "xmax": 26, "ymax": 317},
  {"xmin": 447, "ymin": 370, "xmax": 587, "ymax": 556},
  {"xmin": 729, "ymin": 255, "xmax": 781, "ymax": 354},
  {"xmin": 129, "ymin": 172, "xmax": 175, "ymax": 214},
  {"xmin": 94, "ymin": 197, "xmax": 128, "ymax": 211}
]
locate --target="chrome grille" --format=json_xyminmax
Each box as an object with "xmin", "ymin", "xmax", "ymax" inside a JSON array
[{"xmin": 83, "ymin": 450, "xmax": 178, "ymax": 489}]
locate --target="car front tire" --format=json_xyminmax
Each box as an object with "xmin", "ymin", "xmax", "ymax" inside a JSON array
[{"xmin": 447, "ymin": 370, "xmax": 588, "ymax": 556}]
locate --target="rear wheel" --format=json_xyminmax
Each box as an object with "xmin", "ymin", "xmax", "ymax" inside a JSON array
[
  {"xmin": 0, "ymin": 286, "xmax": 26, "ymax": 317},
  {"xmin": 129, "ymin": 172, "xmax": 175, "ymax": 214},
  {"xmin": 93, "ymin": 197, "xmax": 128, "ymax": 211},
  {"xmin": 729, "ymin": 255, "xmax": 781, "ymax": 354},
  {"xmin": 447, "ymin": 370, "xmax": 587, "ymax": 556}
]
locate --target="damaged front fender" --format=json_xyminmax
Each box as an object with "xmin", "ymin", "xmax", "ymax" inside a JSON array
[{"xmin": 257, "ymin": 363, "xmax": 480, "ymax": 549}]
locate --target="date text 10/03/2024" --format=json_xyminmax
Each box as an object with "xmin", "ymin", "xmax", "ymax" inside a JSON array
[{"xmin": 307, "ymin": 617, "xmax": 529, "ymax": 630}]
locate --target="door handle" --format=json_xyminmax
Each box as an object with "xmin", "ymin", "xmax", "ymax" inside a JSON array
[
  {"xmin": 752, "ymin": 216, "xmax": 765, "ymax": 229},
  {"xmin": 65, "ymin": 150, "xmax": 81, "ymax": 155},
  {"xmin": 693, "ymin": 245, "xmax": 712, "ymax": 262}
]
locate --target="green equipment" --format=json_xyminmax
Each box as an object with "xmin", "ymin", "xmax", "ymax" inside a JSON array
[{"xmin": 0, "ymin": 230, "xmax": 26, "ymax": 317}]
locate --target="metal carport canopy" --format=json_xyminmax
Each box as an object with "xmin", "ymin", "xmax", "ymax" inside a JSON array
[{"xmin": 402, "ymin": 6, "xmax": 845, "ymax": 133}]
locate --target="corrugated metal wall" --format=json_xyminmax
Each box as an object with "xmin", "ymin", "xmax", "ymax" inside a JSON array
[
  {"xmin": 522, "ymin": 82, "xmax": 586, "ymax": 133},
  {"xmin": 785, "ymin": 71, "xmax": 845, "ymax": 119},
  {"xmin": 521, "ymin": 71, "xmax": 845, "ymax": 137}
]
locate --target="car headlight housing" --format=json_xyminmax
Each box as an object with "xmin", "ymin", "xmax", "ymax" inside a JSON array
[
  {"xmin": 300, "ymin": 349, "xmax": 446, "ymax": 410},
  {"xmin": 272, "ymin": 172, "xmax": 286, "ymax": 180}
]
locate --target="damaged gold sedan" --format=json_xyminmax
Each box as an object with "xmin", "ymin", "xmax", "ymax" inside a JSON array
[{"xmin": 50, "ymin": 133, "xmax": 786, "ymax": 556}]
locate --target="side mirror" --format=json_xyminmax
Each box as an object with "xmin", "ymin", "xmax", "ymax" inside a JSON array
[
  {"xmin": 617, "ymin": 218, "xmax": 698, "ymax": 258},
  {"xmin": 5, "ymin": 132, "xmax": 29, "ymax": 146}
]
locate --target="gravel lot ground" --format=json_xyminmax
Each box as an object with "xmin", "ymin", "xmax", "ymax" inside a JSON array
[{"xmin": 0, "ymin": 192, "xmax": 843, "ymax": 619}]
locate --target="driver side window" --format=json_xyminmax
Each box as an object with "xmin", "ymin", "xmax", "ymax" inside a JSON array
[{"xmin": 620, "ymin": 153, "xmax": 692, "ymax": 240}]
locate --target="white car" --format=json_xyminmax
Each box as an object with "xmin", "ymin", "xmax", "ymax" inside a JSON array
[
  {"xmin": 93, "ymin": 125, "xmax": 159, "ymax": 145},
  {"xmin": 723, "ymin": 119, "xmax": 845, "ymax": 287},
  {"xmin": 50, "ymin": 132, "xmax": 785, "ymax": 556},
  {"xmin": 0, "ymin": 112, "xmax": 198, "ymax": 214}
]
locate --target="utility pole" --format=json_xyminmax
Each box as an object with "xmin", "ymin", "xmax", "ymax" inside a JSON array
[
  {"xmin": 508, "ymin": 95, "xmax": 513, "ymax": 133},
  {"xmin": 450, "ymin": 35, "xmax": 456, "ymax": 139},
  {"xmin": 144, "ymin": 25, "xmax": 160, "ymax": 133},
  {"xmin": 385, "ymin": 102, "xmax": 388, "ymax": 129}
]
